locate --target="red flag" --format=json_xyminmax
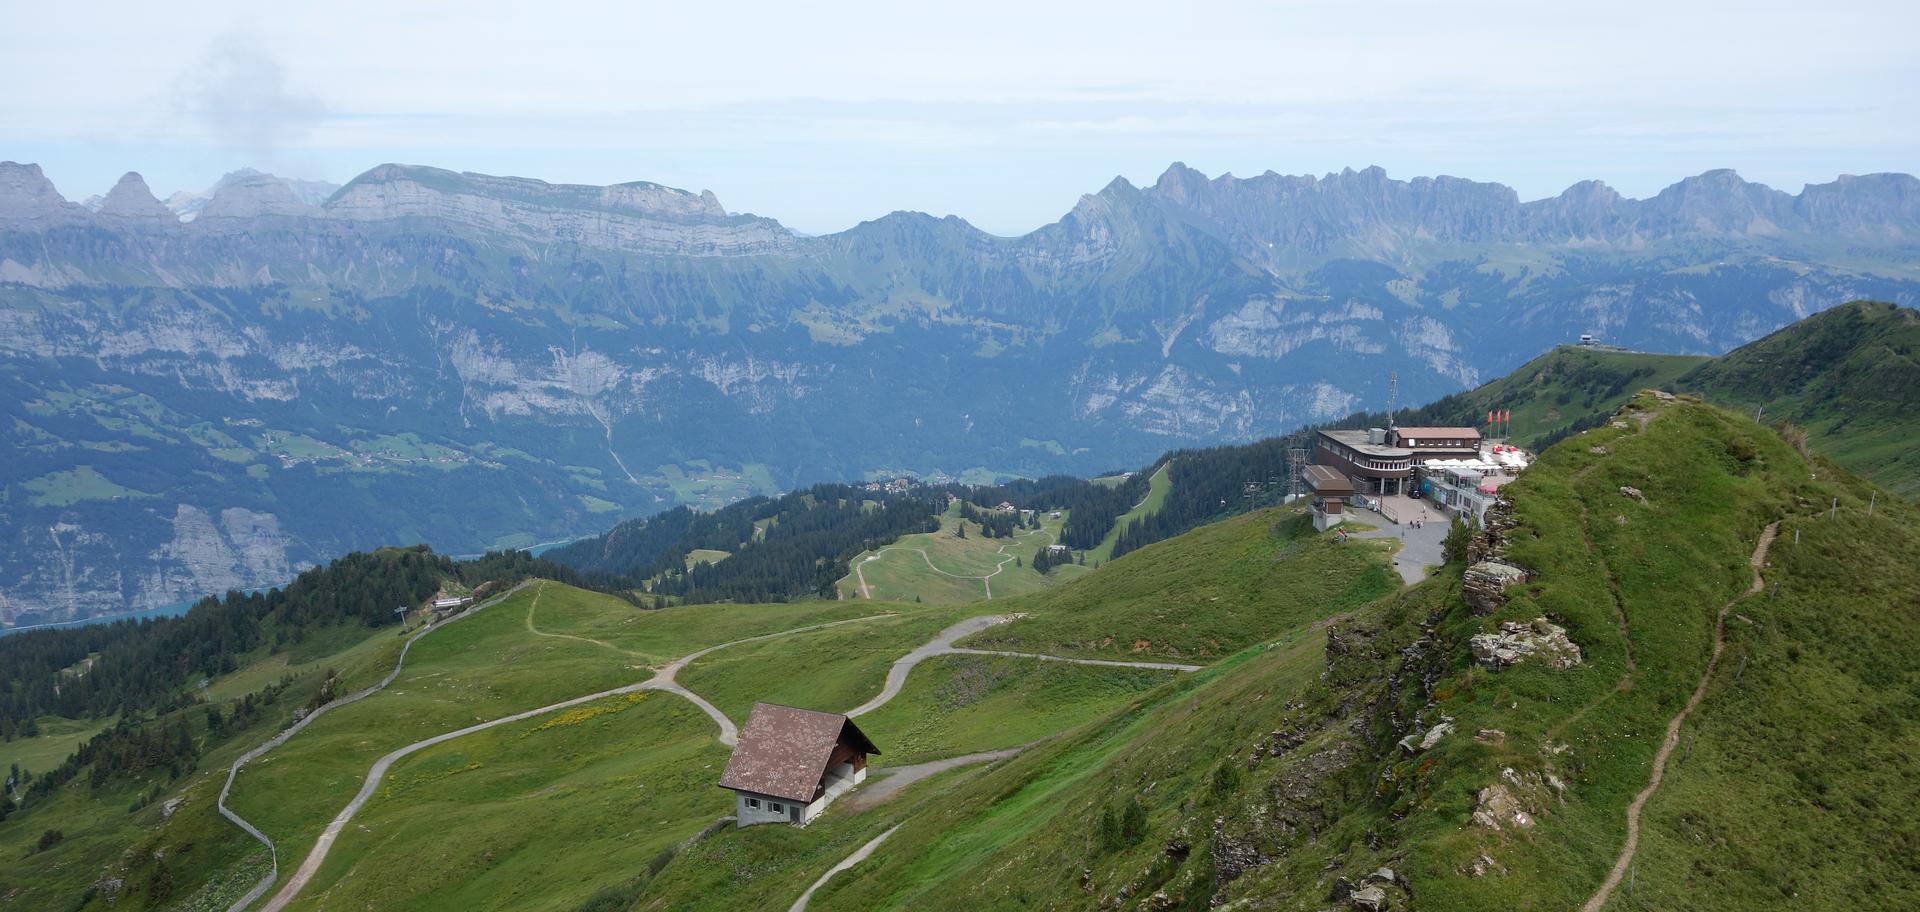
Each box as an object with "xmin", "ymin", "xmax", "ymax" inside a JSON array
[
  {"xmin": 1486, "ymin": 410, "xmax": 1493, "ymax": 424},
  {"xmin": 1504, "ymin": 409, "xmax": 1511, "ymax": 423}
]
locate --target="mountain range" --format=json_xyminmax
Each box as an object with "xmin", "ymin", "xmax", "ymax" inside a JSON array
[{"xmin": 3, "ymin": 159, "xmax": 1918, "ymax": 624}]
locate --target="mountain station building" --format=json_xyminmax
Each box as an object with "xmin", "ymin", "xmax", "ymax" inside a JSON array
[
  {"xmin": 1313, "ymin": 426, "xmax": 1484, "ymax": 496},
  {"xmin": 718, "ymin": 703, "xmax": 880, "ymax": 826}
]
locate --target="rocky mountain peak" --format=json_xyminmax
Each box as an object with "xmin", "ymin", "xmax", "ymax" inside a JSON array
[
  {"xmin": 320, "ymin": 164, "xmax": 796, "ymax": 256},
  {"xmin": 0, "ymin": 161, "xmax": 90, "ymax": 225},
  {"xmin": 1643, "ymin": 168, "xmax": 1795, "ymax": 235},
  {"xmin": 1151, "ymin": 162, "xmax": 1212, "ymax": 203},
  {"xmin": 98, "ymin": 172, "xmax": 178, "ymax": 223},
  {"xmin": 1793, "ymin": 172, "xmax": 1920, "ymax": 238},
  {"xmin": 198, "ymin": 171, "xmax": 318, "ymax": 220}
]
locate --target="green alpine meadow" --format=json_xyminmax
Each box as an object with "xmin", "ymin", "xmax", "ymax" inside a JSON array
[{"xmin": 5, "ymin": 6, "xmax": 1919, "ymax": 909}]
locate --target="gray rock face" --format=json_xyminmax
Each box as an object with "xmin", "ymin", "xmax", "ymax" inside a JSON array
[
  {"xmin": 1397, "ymin": 720, "xmax": 1453, "ymax": 755},
  {"xmin": 0, "ymin": 161, "xmax": 90, "ymax": 226},
  {"xmin": 197, "ymin": 171, "xmax": 319, "ymax": 220},
  {"xmin": 1462, "ymin": 560, "xmax": 1527, "ymax": 615},
  {"xmin": 97, "ymin": 172, "xmax": 177, "ymax": 224},
  {"xmin": 1349, "ymin": 884, "xmax": 1389, "ymax": 911},
  {"xmin": 322, "ymin": 164, "xmax": 795, "ymax": 256},
  {"xmin": 1470, "ymin": 618, "xmax": 1583, "ymax": 670}
]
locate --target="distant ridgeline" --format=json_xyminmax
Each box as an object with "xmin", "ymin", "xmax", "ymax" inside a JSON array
[
  {"xmin": 0, "ymin": 547, "xmax": 595, "ymax": 741},
  {"xmin": 547, "ymin": 477, "xmax": 1150, "ymax": 603},
  {"xmin": 8, "ymin": 158, "xmax": 1920, "ymax": 628}
]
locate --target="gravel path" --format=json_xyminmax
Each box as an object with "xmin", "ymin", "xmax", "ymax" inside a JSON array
[
  {"xmin": 848, "ymin": 526, "xmax": 1050, "ymax": 601},
  {"xmin": 846, "ymin": 615, "xmax": 1017, "ymax": 717},
  {"xmin": 248, "ymin": 607, "xmax": 890, "ymax": 910},
  {"xmin": 218, "ymin": 581, "xmax": 533, "ymax": 912},
  {"xmin": 836, "ymin": 748, "xmax": 1023, "ymax": 814},
  {"xmin": 241, "ymin": 600, "xmax": 1193, "ymax": 910},
  {"xmin": 1580, "ymin": 521, "xmax": 1779, "ymax": 912},
  {"xmin": 846, "ymin": 615, "xmax": 1198, "ymax": 718},
  {"xmin": 789, "ymin": 826, "xmax": 900, "ymax": 912}
]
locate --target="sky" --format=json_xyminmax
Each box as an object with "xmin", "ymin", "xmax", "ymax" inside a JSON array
[{"xmin": 2, "ymin": 0, "xmax": 1916, "ymax": 236}]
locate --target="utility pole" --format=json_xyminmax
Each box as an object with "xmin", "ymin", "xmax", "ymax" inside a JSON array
[
  {"xmin": 1287, "ymin": 445, "xmax": 1308, "ymax": 502},
  {"xmin": 1387, "ymin": 372, "xmax": 1398, "ymax": 429},
  {"xmin": 1831, "ymin": 497, "xmax": 1839, "ymax": 520}
]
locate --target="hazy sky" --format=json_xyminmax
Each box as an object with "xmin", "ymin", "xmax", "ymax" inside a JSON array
[{"xmin": 3, "ymin": 0, "xmax": 1915, "ymax": 235}]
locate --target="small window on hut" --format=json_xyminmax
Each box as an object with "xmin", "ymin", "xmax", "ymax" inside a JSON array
[
  {"xmin": 770, "ymin": 802, "xmax": 785, "ymax": 813},
  {"xmin": 745, "ymin": 798, "xmax": 761, "ymax": 809}
]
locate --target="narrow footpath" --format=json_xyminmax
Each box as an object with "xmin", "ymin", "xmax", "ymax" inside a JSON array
[
  {"xmin": 850, "ymin": 526, "xmax": 1051, "ymax": 601},
  {"xmin": 245, "ymin": 597, "xmax": 889, "ymax": 911},
  {"xmin": 242, "ymin": 599, "xmax": 1198, "ymax": 911},
  {"xmin": 1580, "ymin": 521, "xmax": 1779, "ymax": 912},
  {"xmin": 216, "ymin": 581, "xmax": 533, "ymax": 912},
  {"xmin": 845, "ymin": 615, "xmax": 1199, "ymax": 718},
  {"xmin": 789, "ymin": 826, "xmax": 900, "ymax": 912}
]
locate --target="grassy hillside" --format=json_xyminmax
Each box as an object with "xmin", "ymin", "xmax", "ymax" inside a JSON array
[
  {"xmin": 963, "ymin": 508, "xmax": 1398, "ymax": 661},
  {"xmin": 1392, "ymin": 346, "xmax": 1708, "ymax": 450},
  {"xmin": 1676, "ymin": 300, "xmax": 1920, "ymax": 496},
  {"xmin": 749, "ymin": 393, "xmax": 1920, "ymax": 911},
  {"xmin": 832, "ymin": 500, "xmax": 1089, "ymax": 603},
  {"xmin": 1087, "ymin": 461, "xmax": 1171, "ymax": 563}
]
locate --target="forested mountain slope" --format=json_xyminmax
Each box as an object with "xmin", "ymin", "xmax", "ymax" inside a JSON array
[{"xmin": 6, "ymin": 159, "xmax": 1919, "ymax": 625}]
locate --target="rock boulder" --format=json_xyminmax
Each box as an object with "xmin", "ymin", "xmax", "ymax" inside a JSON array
[{"xmin": 1469, "ymin": 618, "xmax": 1582, "ymax": 670}]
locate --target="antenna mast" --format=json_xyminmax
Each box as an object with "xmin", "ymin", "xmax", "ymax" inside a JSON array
[
  {"xmin": 1286, "ymin": 442, "xmax": 1308, "ymax": 502},
  {"xmin": 1387, "ymin": 372, "xmax": 1398, "ymax": 429}
]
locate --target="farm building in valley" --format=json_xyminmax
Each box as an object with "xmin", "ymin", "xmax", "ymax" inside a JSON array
[{"xmin": 718, "ymin": 703, "xmax": 880, "ymax": 826}]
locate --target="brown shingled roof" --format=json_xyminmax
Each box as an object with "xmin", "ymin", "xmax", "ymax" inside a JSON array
[{"xmin": 716, "ymin": 703, "xmax": 880, "ymax": 803}]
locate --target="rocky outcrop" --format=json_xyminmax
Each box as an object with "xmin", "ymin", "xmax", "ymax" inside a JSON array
[
  {"xmin": 1470, "ymin": 618, "xmax": 1583, "ymax": 671},
  {"xmin": 1461, "ymin": 495, "xmax": 1528, "ymax": 614},
  {"xmin": 0, "ymin": 161, "xmax": 91, "ymax": 226},
  {"xmin": 1397, "ymin": 719, "xmax": 1453, "ymax": 755},
  {"xmin": 97, "ymin": 172, "xmax": 178, "ymax": 224},
  {"xmin": 1462, "ymin": 561, "xmax": 1527, "ymax": 615},
  {"xmin": 197, "ymin": 171, "xmax": 318, "ymax": 220},
  {"xmin": 1465, "ymin": 496, "xmax": 1519, "ymax": 565},
  {"xmin": 1349, "ymin": 884, "xmax": 1389, "ymax": 911},
  {"xmin": 321, "ymin": 164, "xmax": 796, "ymax": 256},
  {"xmin": 1470, "ymin": 766, "xmax": 1564, "ymax": 832}
]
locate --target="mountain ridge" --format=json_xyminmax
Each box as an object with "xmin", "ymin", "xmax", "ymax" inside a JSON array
[
  {"xmin": 2, "ymin": 155, "xmax": 1917, "ymax": 625},
  {"xmin": 5, "ymin": 160, "xmax": 1919, "ymax": 259}
]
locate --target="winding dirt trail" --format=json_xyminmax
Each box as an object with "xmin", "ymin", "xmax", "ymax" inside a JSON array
[
  {"xmin": 245, "ymin": 597, "xmax": 1194, "ymax": 910},
  {"xmin": 838, "ymin": 748, "xmax": 1025, "ymax": 814},
  {"xmin": 1580, "ymin": 521, "xmax": 1779, "ymax": 912},
  {"xmin": 217, "ymin": 581, "xmax": 533, "ymax": 912},
  {"xmin": 789, "ymin": 826, "xmax": 901, "ymax": 912},
  {"xmin": 522, "ymin": 581, "xmax": 652, "ymax": 659},
  {"xmin": 845, "ymin": 615, "xmax": 1199, "ymax": 718},
  {"xmin": 248, "ymin": 608, "xmax": 890, "ymax": 911},
  {"xmin": 850, "ymin": 526, "xmax": 1052, "ymax": 601}
]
